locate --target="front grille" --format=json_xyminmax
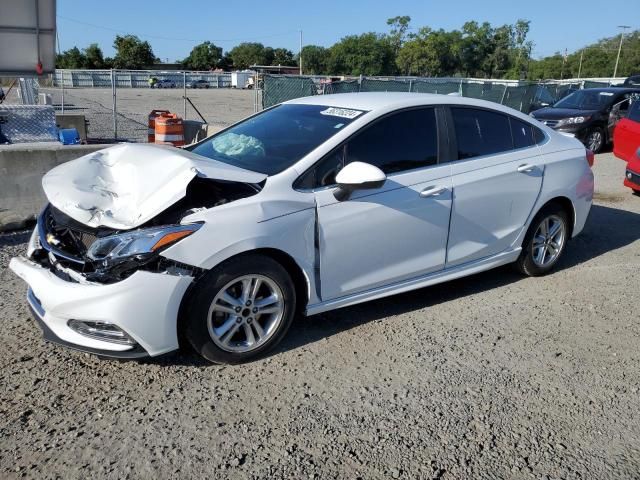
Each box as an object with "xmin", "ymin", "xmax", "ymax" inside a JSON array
[
  {"xmin": 627, "ymin": 169, "xmax": 640, "ymax": 185},
  {"xmin": 542, "ymin": 119, "xmax": 559, "ymax": 128},
  {"xmin": 40, "ymin": 205, "xmax": 115, "ymax": 263}
]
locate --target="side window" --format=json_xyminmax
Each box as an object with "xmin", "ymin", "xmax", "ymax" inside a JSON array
[
  {"xmin": 344, "ymin": 108, "xmax": 438, "ymax": 174},
  {"xmin": 628, "ymin": 100, "xmax": 640, "ymax": 122},
  {"xmin": 510, "ymin": 117, "xmax": 535, "ymax": 149},
  {"xmin": 451, "ymin": 108, "xmax": 513, "ymax": 159},
  {"xmin": 533, "ymin": 126, "xmax": 546, "ymax": 144},
  {"xmin": 295, "ymin": 147, "xmax": 343, "ymax": 189}
]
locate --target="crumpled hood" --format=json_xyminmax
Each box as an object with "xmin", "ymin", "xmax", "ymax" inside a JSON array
[{"xmin": 42, "ymin": 143, "xmax": 266, "ymax": 230}]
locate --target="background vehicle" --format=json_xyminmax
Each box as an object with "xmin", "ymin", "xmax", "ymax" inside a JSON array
[
  {"xmin": 623, "ymin": 75, "xmax": 640, "ymax": 87},
  {"xmin": 531, "ymin": 87, "xmax": 640, "ymax": 153},
  {"xmin": 186, "ymin": 79, "xmax": 209, "ymax": 89},
  {"xmin": 9, "ymin": 93, "xmax": 594, "ymax": 364},
  {"xmin": 155, "ymin": 79, "xmax": 176, "ymax": 88},
  {"xmin": 613, "ymin": 98, "xmax": 640, "ymax": 194}
]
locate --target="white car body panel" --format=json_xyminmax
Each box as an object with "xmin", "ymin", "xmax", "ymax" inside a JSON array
[
  {"xmin": 446, "ymin": 147, "xmax": 545, "ymax": 266},
  {"xmin": 314, "ymin": 163, "xmax": 452, "ymax": 299},
  {"xmin": 42, "ymin": 143, "xmax": 266, "ymax": 230},
  {"xmin": 9, "ymin": 92, "xmax": 594, "ymax": 357}
]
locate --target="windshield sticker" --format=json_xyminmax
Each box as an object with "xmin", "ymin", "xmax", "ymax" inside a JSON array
[
  {"xmin": 599, "ymin": 92, "xmax": 614, "ymax": 96},
  {"xmin": 320, "ymin": 107, "xmax": 364, "ymax": 119}
]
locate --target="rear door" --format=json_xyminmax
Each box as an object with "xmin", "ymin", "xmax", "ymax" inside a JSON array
[{"xmin": 445, "ymin": 107, "xmax": 545, "ymax": 267}]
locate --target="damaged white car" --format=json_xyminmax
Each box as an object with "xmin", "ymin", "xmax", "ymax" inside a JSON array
[{"xmin": 10, "ymin": 93, "xmax": 594, "ymax": 364}]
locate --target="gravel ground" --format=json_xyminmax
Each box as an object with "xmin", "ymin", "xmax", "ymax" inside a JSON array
[
  {"xmin": 4, "ymin": 87, "xmax": 257, "ymax": 143},
  {"xmin": 1, "ymin": 152, "xmax": 639, "ymax": 479}
]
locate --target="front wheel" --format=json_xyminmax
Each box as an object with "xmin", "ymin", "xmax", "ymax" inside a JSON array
[
  {"xmin": 584, "ymin": 127, "xmax": 604, "ymax": 153},
  {"xmin": 183, "ymin": 255, "xmax": 296, "ymax": 364},
  {"xmin": 516, "ymin": 204, "xmax": 569, "ymax": 276}
]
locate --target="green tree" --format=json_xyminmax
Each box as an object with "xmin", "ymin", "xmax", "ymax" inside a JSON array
[
  {"xmin": 229, "ymin": 42, "xmax": 270, "ymax": 69},
  {"xmin": 112, "ymin": 35, "xmax": 156, "ymax": 69},
  {"xmin": 272, "ymin": 48, "xmax": 295, "ymax": 66},
  {"xmin": 56, "ymin": 47, "xmax": 86, "ymax": 69},
  {"xmin": 299, "ymin": 45, "xmax": 330, "ymax": 74},
  {"xmin": 386, "ymin": 15, "xmax": 411, "ymax": 56},
  {"xmin": 328, "ymin": 33, "xmax": 395, "ymax": 75},
  {"xmin": 182, "ymin": 41, "xmax": 223, "ymax": 70},
  {"xmin": 396, "ymin": 28, "xmax": 461, "ymax": 76},
  {"xmin": 83, "ymin": 43, "xmax": 106, "ymax": 69}
]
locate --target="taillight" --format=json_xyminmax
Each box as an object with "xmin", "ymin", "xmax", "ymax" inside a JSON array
[{"xmin": 586, "ymin": 149, "xmax": 595, "ymax": 168}]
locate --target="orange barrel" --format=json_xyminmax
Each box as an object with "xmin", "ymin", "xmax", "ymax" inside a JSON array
[
  {"xmin": 148, "ymin": 110, "xmax": 170, "ymax": 143},
  {"xmin": 154, "ymin": 113, "xmax": 185, "ymax": 147}
]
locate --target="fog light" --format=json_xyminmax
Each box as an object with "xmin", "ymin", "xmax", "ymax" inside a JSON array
[
  {"xmin": 67, "ymin": 320, "xmax": 137, "ymax": 345},
  {"xmin": 628, "ymin": 172, "xmax": 633, "ymax": 179}
]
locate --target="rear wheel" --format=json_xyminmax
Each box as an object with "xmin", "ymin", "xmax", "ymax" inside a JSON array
[
  {"xmin": 183, "ymin": 255, "xmax": 296, "ymax": 364},
  {"xmin": 516, "ymin": 204, "xmax": 569, "ymax": 276}
]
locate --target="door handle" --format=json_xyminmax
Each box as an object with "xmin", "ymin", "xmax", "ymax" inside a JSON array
[
  {"xmin": 517, "ymin": 164, "xmax": 535, "ymax": 173},
  {"xmin": 419, "ymin": 185, "xmax": 447, "ymax": 198}
]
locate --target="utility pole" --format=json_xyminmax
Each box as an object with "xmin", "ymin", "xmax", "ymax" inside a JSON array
[
  {"xmin": 613, "ymin": 25, "xmax": 630, "ymax": 80},
  {"xmin": 577, "ymin": 49, "xmax": 584, "ymax": 79},
  {"xmin": 299, "ymin": 29, "xmax": 303, "ymax": 75}
]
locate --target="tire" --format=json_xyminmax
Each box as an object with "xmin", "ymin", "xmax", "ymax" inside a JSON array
[
  {"xmin": 516, "ymin": 203, "xmax": 570, "ymax": 276},
  {"xmin": 584, "ymin": 127, "xmax": 605, "ymax": 153},
  {"xmin": 183, "ymin": 254, "xmax": 296, "ymax": 364},
  {"xmin": 633, "ymin": 189, "xmax": 640, "ymax": 196}
]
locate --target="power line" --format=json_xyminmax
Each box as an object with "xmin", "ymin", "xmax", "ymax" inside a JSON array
[{"xmin": 57, "ymin": 15, "xmax": 300, "ymax": 44}]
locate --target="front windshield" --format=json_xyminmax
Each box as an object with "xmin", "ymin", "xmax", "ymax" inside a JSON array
[
  {"xmin": 553, "ymin": 90, "xmax": 616, "ymax": 110},
  {"xmin": 189, "ymin": 104, "xmax": 366, "ymax": 175}
]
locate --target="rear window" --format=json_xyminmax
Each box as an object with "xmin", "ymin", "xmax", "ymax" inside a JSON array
[
  {"xmin": 188, "ymin": 104, "xmax": 365, "ymax": 175},
  {"xmin": 451, "ymin": 108, "xmax": 513, "ymax": 159}
]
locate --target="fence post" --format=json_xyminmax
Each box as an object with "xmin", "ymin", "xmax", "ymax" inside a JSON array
[
  {"xmin": 183, "ymin": 71, "xmax": 187, "ymax": 119},
  {"xmin": 111, "ymin": 69, "xmax": 117, "ymax": 141},
  {"xmin": 500, "ymin": 84, "xmax": 508, "ymax": 104}
]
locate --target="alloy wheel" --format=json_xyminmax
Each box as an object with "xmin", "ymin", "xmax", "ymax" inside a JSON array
[
  {"xmin": 207, "ymin": 274, "xmax": 284, "ymax": 353},
  {"xmin": 586, "ymin": 130, "xmax": 603, "ymax": 152},
  {"xmin": 531, "ymin": 214, "xmax": 566, "ymax": 268}
]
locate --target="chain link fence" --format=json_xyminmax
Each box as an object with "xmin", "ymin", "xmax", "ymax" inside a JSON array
[{"xmin": 260, "ymin": 75, "xmax": 615, "ymax": 114}]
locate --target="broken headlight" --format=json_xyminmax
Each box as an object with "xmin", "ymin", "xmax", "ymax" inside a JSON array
[{"xmin": 87, "ymin": 224, "xmax": 202, "ymax": 265}]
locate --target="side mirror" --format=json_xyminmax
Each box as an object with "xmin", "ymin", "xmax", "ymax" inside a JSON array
[{"xmin": 334, "ymin": 161, "xmax": 386, "ymax": 201}]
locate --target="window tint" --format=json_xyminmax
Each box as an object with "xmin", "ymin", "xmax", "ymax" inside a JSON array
[
  {"xmin": 627, "ymin": 100, "xmax": 640, "ymax": 122},
  {"xmin": 510, "ymin": 118, "xmax": 535, "ymax": 149},
  {"xmin": 295, "ymin": 147, "xmax": 344, "ymax": 189},
  {"xmin": 344, "ymin": 108, "xmax": 438, "ymax": 174},
  {"xmin": 452, "ymin": 108, "xmax": 513, "ymax": 159}
]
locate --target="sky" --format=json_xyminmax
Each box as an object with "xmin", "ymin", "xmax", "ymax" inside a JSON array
[{"xmin": 56, "ymin": 0, "xmax": 639, "ymax": 62}]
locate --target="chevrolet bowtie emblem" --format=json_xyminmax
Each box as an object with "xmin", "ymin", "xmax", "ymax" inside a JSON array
[{"xmin": 46, "ymin": 233, "xmax": 61, "ymax": 246}]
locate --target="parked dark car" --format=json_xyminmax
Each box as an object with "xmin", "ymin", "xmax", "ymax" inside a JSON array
[
  {"xmin": 623, "ymin": 75, "xmax": 640, "ymax": 87},
  {"xmin": 530, "ymin": 87, "xmax": 640, "ymax": 152},
  {"xmin": 155, "ymin": 79, "xmax": 176, "ymax": 88},
  {"xmin": 186, "ymin": 79, "xmax": 210, "ymax": 89}
]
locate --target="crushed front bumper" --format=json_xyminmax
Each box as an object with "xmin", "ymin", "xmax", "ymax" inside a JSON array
[{"xmin": 9, "ymin": 256, "xmax": 193, "ymax": 358}]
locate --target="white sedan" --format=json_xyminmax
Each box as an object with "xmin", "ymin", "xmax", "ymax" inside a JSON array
[{"xmin": 10, "ymin": 93, "xmax": 594, "ymax": 364}]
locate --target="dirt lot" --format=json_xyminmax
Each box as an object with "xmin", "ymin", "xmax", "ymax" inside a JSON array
[
  {"xmin": 6, "ymin": 87, "xmax": 257, "ymax": 143},
  {"xmin": 0, "ymin": 152, "xmax": 639, "ymax": 479}
]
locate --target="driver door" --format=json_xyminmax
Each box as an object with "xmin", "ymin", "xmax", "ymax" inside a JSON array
[{"xmin": 306, "ymin": 107, "xmax": 453, "ymax": 301}]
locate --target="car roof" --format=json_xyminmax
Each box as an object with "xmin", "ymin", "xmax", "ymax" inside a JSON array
[
  {"xmin": 581, "ymin": 87, "xmax": 640, "ymax": 94},
  {"xmin": 285, "ymin": 91, "xmax": 529, "ymax": 117}
]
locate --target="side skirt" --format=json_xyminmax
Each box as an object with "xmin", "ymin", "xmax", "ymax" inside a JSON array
[{"xmin": 305, "ymin": 248, "xmax": 521, "ymax": 316}]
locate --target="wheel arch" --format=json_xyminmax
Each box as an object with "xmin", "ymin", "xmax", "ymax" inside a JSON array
[
  {"xmin": 533, "ymin": 196, "xmax": 576, "ymax": 238},
  {"xmin": 176, "ymin": 248, "xmax": 310, "ymax": 346}
]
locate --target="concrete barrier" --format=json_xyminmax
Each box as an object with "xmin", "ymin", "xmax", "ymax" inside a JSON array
[{"xmin": 0, "ymin": 143, "xmax": 113, "ymax": 231}]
